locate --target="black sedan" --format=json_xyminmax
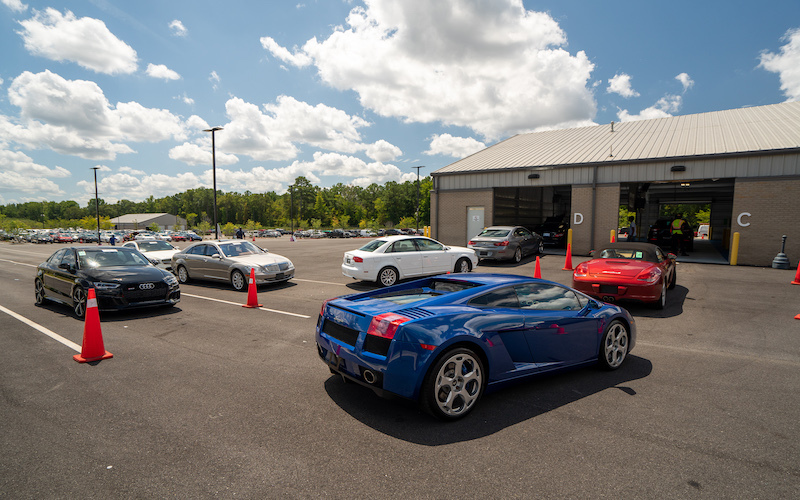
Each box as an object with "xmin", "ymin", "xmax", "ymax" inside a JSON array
[
  {"xmin": 34, "ymin": 246, "xmax": 180, "ymax": 318},
  {"xmin": 647, "ymin": 219, "xmax": 694, "ymax": 252}
]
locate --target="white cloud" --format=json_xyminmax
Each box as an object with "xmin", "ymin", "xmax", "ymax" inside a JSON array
[
  {"xmin": 760, "ymin": 27, "xmax": 800, "ymax": 101},
  {"xmin": 424, "ymin": 133, "xmax": 485, "ymax": 158},
  {"xmin": 607, "ymin": 73, "xmax": 639, "ymax": 98},
  {"xmin": 0, "ymin": 149, "xmax": 66, "ymax": 196},
  {"xmin": 146, "ymin": 63, "xmax": 181, "ymax": 81},
  {"xmin": 77, "ymin": 171, "xmax": 202, "ymax": 204},
  {"xmin": 118, "ymin": 166, "xmax": 144, "ymax": 175},
  {"xmin": 168, "ymin": 142, "xmax": 239, "ymax": 166},
  {"xmin": 1, "ymin": 70, "xmax": 187, "ymax": 160},
  {"xmin": 263, "ymin": 0, "xmax": 596, "ymax": 140},
  {"xmin": 365, "ymin": 139, "xmax": 402, "ymax": 162},
  {"xmin": 169, "ymin": 19, "xmax": 187, "ymax": 37},
  {"xmin": 17, "ymin": 8, "xmax": 138, "ymax": 75},
  {"xmin": 675, "ymin": 72, "xmax": 694, "ymax": 92},
  {"xmin": 210, "ymin": 70, "xmax": 221, "ymax": 90},
  {"xmin": 178, "ymin": 93, "xmax": 195, "ymax": 106},
  {"xmin": 2, "ymin": 0, "xmax": 27, "ymax": 13},
  {"xmin": 617, "ymin": 95, "xmax": 683, "ymax": 122}
]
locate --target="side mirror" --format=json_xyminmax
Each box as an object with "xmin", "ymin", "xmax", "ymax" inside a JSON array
[
  {"xmin": 58, "ymin": 262, "xmax": 74, "ymax": 273},
  {"xmin": 211, "ymin": 253, "xmax": 221, "ymax": 259},
  {"xmin": 667, "ymin": 253, "xmax": 677, "ymax": 260}
]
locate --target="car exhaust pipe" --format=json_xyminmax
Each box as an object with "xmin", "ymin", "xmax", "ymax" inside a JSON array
[
  {"xmin": 363, "ymin": 369, "xmax": 377, "ymax": 384},
  {"xmin": 602, "ymin": 296, "xmax": 616, "ymax": 302}
]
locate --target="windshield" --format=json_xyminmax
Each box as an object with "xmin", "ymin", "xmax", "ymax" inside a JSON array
[
  {"xmin": 78, "ymin": 248, "xmax": 151, "ymax": 268},
  {"xmin": 598, "ymin": 248, "xmax": 645, "ymax": 260},
  {"xmin": 218, "ymin": 241, "xmax": 265, "ymax": 257},
  {"xmin": 477, "ymin": 229, "xmax": 510, "ymax": 238},
  {"xmin": 137, "ymin": 240, "xmax": 174, "ymax": 252},
  {"xmin": 358, "ymin": 239, "xmax": 387, "ymax": 252}
]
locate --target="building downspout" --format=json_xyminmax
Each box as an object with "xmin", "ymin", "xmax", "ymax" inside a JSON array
[{"xmin": 590, "ymin": 164, "xmax": 598, "ymax": 250}]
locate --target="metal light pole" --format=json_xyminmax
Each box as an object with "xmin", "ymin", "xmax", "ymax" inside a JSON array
[
  {"xmin": 203, "ymin": 126, "xmax": 223, "ymax": 239},
  {"xmin": 412, "ymin": 166, "xmax": 424, "ymax": 234},
  {"xmin": 289, "ymin": 185, "xmax": 294, "ymax": 236},
  {"xmin": 91, "ymin": 167, "xmax": 101, "ymax": 245}
]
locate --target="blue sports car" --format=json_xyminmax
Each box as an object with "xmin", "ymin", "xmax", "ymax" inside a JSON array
[{"xmin": 316, "ymin": 273, "xmax": 636, "ymax": 420}]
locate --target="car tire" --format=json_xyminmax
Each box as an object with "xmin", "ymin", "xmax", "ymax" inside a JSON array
[
  {"xmin": 421, "ymin": 347, "xmax": 485, "ymax": 420},
  {"xmin": 34, "ymin": 278, "xmax": 47, "ymax": 306},
  {"xmin": 72, "ymin": 286, "xmax": 87, "ymax": 319},
  {"xmin": 598, "ymin": 319, "xmax": 629, "ymax": 370},
  {"xmin": 231, "ymin": 269, "xmax": 247, "ymax": 291},
  {"xmin": 378, "ymin": 267, "xmax": 398, "ymax": 287},
  {"xmin": 176, "ymin": 265, "xmax": 190, "ymax": 284},
  {"xmin": 653, "ymin": 282, "xmax": 667, "ymax": 309},
  {"xmin": 454, "ymin": 257, "xmax": 472, "ymax": 273},
  {"xmin": 537, "ymin": 241, "xmax": 544, "ymax": 254},
  {"xmin": 668, "ymin": 268, "xmax": 677, "ymax": 290},
  {"xmin": 513, "ymin": 247, "xmax": 522, "ymax": 263}
]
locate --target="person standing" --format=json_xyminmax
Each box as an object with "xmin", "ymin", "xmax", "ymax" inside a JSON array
[
  {"xmin": 670, "ymin": 214, "xmax": 688, "ymax": 256},
  {"xmin": 626, "ymin": 216, "xmax": 637, "ymax": 242},
  {"xmin": 109, "ymin": 233, "xmax": 116, "ymax": 246}
]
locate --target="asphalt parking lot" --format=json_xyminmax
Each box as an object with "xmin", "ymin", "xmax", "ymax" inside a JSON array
[{"xmin": 1, "ymin": 238, "xmax": 799, "ymax": 498}]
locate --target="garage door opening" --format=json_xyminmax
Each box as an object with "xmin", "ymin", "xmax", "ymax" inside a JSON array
[
  {"xmin": 493, "ymin": 186, "xmax": 572, "ymax": 246},
  {"xmin": 619, "ymin": 180, "xmax": 734, "ymax": 263}
]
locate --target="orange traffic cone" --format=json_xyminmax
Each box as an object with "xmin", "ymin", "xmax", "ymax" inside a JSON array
[
  {"xmin": 242, "ymin": 268, "xmax": 262, "ymax": 308},
  {"xmin": 791, "ymin": 261, "xmax": 800, "ymax": 285},
  {"xmin": 534, "ymin": 256, "xmax": 542, "ymax": 279},
  {"xmin": 562, "ymin": 243, "xmax": 574, "ymax": 271},
  {"xmin": 795, "ymin": 314, "xmax": 800, "ymax": 320},
  {"xmin": 73, "ymin": 288, "xmax": 113, "ymax": 363}
]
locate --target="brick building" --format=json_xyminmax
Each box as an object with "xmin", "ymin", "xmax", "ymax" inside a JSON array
[{"xmin": 430, "ymin": 101, "xmax": 800, "ymax": 266}]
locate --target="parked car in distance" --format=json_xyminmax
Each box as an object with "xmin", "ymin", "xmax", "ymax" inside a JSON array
[
  {"xmin": 535, "ymin": 216, "xmax": 569, "ymax": 247},
  {"xmin": 122, "ymin": 239, "xmax": 181, "ymax": 271},
  {"xmin": 647, "ymin": 219, "xmax": 694, "ymax": 252},
  {"xmin": 468, "ymin": 226, "xmax": 544, "ymax": 263},
  {"xmin": 317, "ymin": 273, "xmax": 635, "ymax": 420},
  {"xmin": 696, "ymin": 224, "xmax": 710, "ymax": 239},
  {"xmin": 342, "ymin": 235, "xmax": 477, "ymax": 287},
  {"xmin": 172, "ymin": 240, "xmax": 295, "ymax": 291},
  {"xmin": 34, "ymin": 246, "xmax": 180, "ymax": 318},
  {"xmin": 572, "ymin": 242, "xmax": 676, "ymax": 309}
]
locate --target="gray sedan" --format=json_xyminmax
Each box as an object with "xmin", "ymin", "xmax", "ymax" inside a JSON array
[
  {"xmin": 468, "ymin": 226, "xmax": 544, "ymax": 263},
  {"xmin": 171, "ymin": 240, "xmax": 295, "ymax": 291}
]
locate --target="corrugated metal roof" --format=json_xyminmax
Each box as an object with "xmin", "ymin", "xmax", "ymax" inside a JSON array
[
  {"xmin": 111, "ymin": 213, "xmax": 170, "ymax": 223},
  {"xmin": 433, "ymin": 101, "xmax": 800, "ymax": 175}
]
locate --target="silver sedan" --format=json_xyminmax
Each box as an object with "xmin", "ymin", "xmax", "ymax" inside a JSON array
[
  {"xmin": 468, "ymin": 226, "xmax": 544, "ymax": 263},
  {"xmin": 171, "ymin": 240, "xmax": 295, "ymax": 291}
]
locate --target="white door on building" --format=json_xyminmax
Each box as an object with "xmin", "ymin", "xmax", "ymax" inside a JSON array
[{"xmin": 467, "ymin": 206, "xmax": 485, "ymax": 244}]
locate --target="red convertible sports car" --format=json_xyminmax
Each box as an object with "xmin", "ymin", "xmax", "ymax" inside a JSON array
[{"xmin": 572, "ymin": 242, "xmax": 676, "ymax": 309}]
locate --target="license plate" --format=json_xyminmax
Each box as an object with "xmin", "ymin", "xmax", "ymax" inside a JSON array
[
  {"xmin": 276, "ymin": 273, "xmax": 284, "ymax": 280},
  {"xmin": 543, "ymin": 232, "xmax": 551, "ymax": 237},
  {"xmin": 600, "ymin": 284, "xmax": 619, "ymax": 294}
]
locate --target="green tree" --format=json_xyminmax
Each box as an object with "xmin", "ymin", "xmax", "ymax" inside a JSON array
[{"xmin": 148, "ymin": 223, "xmax": 161, "ymax": 232}]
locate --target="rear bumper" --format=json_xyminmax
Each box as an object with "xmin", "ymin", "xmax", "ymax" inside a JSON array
[{"xmin": 573, "ymin": 279, "xmax": 660, "ymax": 303}]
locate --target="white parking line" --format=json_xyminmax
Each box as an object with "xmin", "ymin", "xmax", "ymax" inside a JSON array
[
  {"xmin": 181, "ymin": 293, "xmax": 311, "ymax": 318},
  {"xmin": 0, "ymin": 304, "xmax": 81, "ymax": 352},
  {"xmin": 0, "ymin": 257, "xmax": 37, "ymax": 268}
]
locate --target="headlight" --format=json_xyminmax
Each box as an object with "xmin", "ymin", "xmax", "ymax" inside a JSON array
[
  {"xmin": 164, "ymin": 274, "xmax": 178, "ymax": 286},
  {"xmin": 93, "ymin": 282, "xmax": 120, "ymax": 290}
]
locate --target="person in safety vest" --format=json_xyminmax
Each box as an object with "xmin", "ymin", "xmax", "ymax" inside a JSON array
[{"xmin": 670, "ymin": 214, "xmax": 689, "ymax": 256}]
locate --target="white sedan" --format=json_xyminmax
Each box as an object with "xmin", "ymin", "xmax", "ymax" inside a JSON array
[
  {"xmin": 342, "ymin": 235, "xmax": 478, "ymax": 286},
  {"xmin": 122, "ymin": 239, "xmax": 181, "ymax": 271}
]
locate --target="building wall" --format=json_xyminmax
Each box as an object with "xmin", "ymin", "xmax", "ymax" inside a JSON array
[
  {"xmin": 571, "ymin": 184, "xmax": 621, "ymax": 255},
  {"xmin": 431, "ymin": 189, "xmax": 493, "ymax": 245},
  {"xmin": 730, "ymin": 177, "xmax": 800, "ymax": 266}
]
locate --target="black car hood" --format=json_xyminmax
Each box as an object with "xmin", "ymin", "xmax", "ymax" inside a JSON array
[{"xmin": 78, "ymin": 266, "xmax": 168, "ymax": 283}]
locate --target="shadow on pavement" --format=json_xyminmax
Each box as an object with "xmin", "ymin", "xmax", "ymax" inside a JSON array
[{"xmin": 323, "ymin": 355, "xmax": 652, "ymax": 446}]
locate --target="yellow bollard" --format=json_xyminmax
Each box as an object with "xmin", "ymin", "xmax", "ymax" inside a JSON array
[
  {"xmin": 567, "ymin": 228, "xmax": 573, "ymax": 246},
  {"xmin": 730, "ymin": 232, "xmax": 740, "ymax": 266},
  {"xmin": 611, "ymin": 229, "xmax": 616, "ymax": 243}
]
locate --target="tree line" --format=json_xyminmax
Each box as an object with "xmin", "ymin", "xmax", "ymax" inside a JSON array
[{"xmin": 1, "ymin": 176, "xmax": 434, "ymax": 232}]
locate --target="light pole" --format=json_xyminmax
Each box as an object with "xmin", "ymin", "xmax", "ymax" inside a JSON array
[
  {"xmin": 412, "ymin": 166, "xmax": 424, "ymax": 234},
  {"xmin": 289, "ymin": 185, "xmax": 294, "ymax": 237},
  {"xmin": 91, "ymin": 167, "xmax": 101, "ymax": 245},
  {"xmin": 203, "ymin": 126, "xmax": 223, "ymax": 239}
]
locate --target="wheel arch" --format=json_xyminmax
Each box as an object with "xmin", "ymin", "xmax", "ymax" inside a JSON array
[{"xmin": 413, "ymin": 337, "xmax": 490, "ymax": 399}]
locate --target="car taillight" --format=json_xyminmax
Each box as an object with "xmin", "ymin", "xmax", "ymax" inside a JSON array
[
  {"xmin": 319, "ymin": 299, "xmax": 331, "ymax": 316},
  {"xmin": 367, "ymin": 313, "xmax": 411, "ymax": 340},
  {"xmin": 468, "ymin": 241, "xmax": 474, "ymax": 245},
  {"xmin": 574, "ymin": 262, "xmax": 589, "ymax": 277},
  {"xmin": 494, "ymin": 240, "xmax": 510, "ymax": 246},
  {"xmin": 636, "ymin": 268, "xmax": 662, "ymax": 283},
  {"xmin": 353, "ymin": 256, "xmax": 363, "ymax": 263}
]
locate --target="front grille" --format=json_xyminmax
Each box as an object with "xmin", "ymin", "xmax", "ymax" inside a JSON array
[
  {"xmin": 322, "ymin": 319, "xmax": 359, "ymax": 346},
  {"xmin": 123, "ymin": 282, "xmax": 168, "ymax": 302}
]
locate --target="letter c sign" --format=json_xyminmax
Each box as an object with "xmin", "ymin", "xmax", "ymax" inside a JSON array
[
  {"xmin": 573, "ymin": 213, "xmax": 584, "ymax": 225},
  {"xmin": 737, "ymin": 212, "xmax": 751, "ymax": 227}
]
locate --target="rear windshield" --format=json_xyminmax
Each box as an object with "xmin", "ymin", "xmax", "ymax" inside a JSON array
[
  {"xmin": 359, "ymin": 239, "xmax": 387, "ymax": 252},
  {"xmin": 477, "ymin": 229, "xmax": 510, "ymax": 238}
]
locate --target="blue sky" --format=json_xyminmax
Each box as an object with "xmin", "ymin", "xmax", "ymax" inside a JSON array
[{"xmin": 1, "ymin": 0, "xmax": 799, "ymax": 205}]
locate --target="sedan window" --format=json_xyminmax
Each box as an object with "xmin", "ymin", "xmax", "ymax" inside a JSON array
[
  {"xmin": 186, "ymin": 244, "xmax": 209, "ymax": 255},
  {"xmin": 414, "ymin": 238, "xmax": 443, "ymax": 252},
  {"xmin": 358, "ymin": 239, "xmax": 387, "ymax": 252},
  {"xmin": 390, "ymin": 240, "xmax": 417, "ymax": 253},
  {"xmin": 61, "ymin": 249, "xmax": 76, "ymax": 269},
  {"xmin": 48, "ymin": 249, "xmax": 66, "ymax": 264},
  {"xmin": 514, "ymin": 283, "xmax": 582, "ymax": 311}
]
